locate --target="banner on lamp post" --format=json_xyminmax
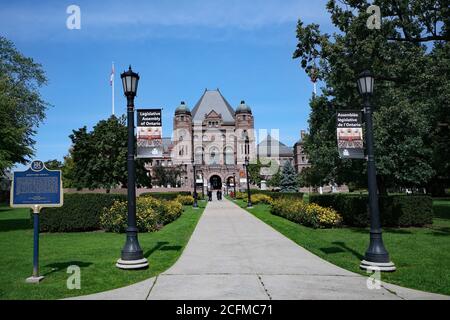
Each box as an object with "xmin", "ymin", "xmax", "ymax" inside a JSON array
[
  {"xmin": 336, "ymin": 110, "xmax": 365, "ymax": 159},
  {"xmin": 137, "ymin": 109, "xmax": 163, "ymax": 158}
]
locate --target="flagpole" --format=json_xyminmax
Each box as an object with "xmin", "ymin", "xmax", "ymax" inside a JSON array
[{"xmin": 112, "ymin": 62, "xmax": 115, "ymax": 116}]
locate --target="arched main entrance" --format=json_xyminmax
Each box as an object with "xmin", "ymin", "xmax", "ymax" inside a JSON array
[{"xmin": 209, "ymin": 175, "xmax": 222, "ymax": 190}]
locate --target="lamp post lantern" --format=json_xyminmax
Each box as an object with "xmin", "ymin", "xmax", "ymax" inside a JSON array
[
  {"xmin": 116, "ymin": 66, "xmax": 148, "ymax": 270},
  {"xmin": 357, "ymin": 70, "xmax": 395, "ymax": 272},
  {"xmin": 192, "ymin": 161, "xmax": 198, "ymax": 208},
  {"xmin": 245, "ymin": 157, "xmax": 252, "ymax": 208}
]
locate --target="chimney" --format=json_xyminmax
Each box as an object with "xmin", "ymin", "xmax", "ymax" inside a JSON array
[{"xmin": 300, "ymin": 130, "xmax": 306, "ymax": 140}]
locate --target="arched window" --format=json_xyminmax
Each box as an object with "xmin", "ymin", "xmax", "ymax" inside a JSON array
[
  {"xmin": 209, "ymin": 147, "xmax": 219, "ymax": 165},
  {"xmin": 195, "ymin": 147, "xmax": 203, "ymax": 164},
  {"xmin": 224, "ymin": 146, "xmax": 234, "ymax": 165}
]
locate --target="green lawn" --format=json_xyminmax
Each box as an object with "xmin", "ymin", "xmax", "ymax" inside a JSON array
[
  {"xmin": 0, "ymin": 202, "xmax": 205, "ymax": 300},
  {"xmin": 233, "ymin": 197, "xmax": 450, "ymax": 296}
]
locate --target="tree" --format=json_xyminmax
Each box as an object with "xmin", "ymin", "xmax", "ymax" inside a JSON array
[
  {"xmin": 298, "ymin": 167, "xmax": 323, "ymax": 188},
  {"xmin": 267, "ymin": 169, "xmax": 281, "ymax": 188},
  {"xmin": 44, "ymin": 159, "xmax": 63, "ymax": 170},
  {"xmin": 0, "ymin": 37, "xmax": 49, "ymax": 174},
  {"xmin": 280, "ymin": 161, "xmax": 298, "ymax": 192},
  {"xmin": 248, "ymin": 159, "xmax": 263, "ymax": 186},
  {"xmin": 61, "ymin": 152, "xmax": 77, "ymax": 188},
  {"xmin": 152, "ymin": 165, "xmax": 183, "ymax": 187},
  {"xmin": 69, "ymin": 115, "xmax": 150, "ymax": 191},
  {"xmin": 293, "ymin": 0, "xmax": 449, "ymax": 193}
]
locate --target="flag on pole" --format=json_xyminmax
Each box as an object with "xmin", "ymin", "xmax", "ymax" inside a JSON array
[{"xmin": 110, "ymin": 63, "xmax": 115, "ymax": 86}]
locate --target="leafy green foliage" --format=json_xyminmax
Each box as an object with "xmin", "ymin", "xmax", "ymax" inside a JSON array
[
  {"xmin": 140, "ymin": 191, "xmax": 192, "ymax": 200},
  {"xmin": 69, "ymin": 115, "xmax": 150, "ymax": 190},
  {"xmin": 38, "ymin": 193, "xmax": 127, "ymax": 232},
  {"xmin": 0, "ymin": 37, "xmax": 49, "ymax": 173},
  {"xmin": 293, "ymin": 0, "xmax": 450, "ymax": 193},
  {"xmin": 267, "ymin": 169, "xmax": 281, "ymax": 188},
  {"xmin": 270, "ymin": 198, "xmax": 342, "ymax": 228},
  {"xmin": 44, "ymin": 159, "xmax": 63, "ymax": 170},
  {"xmin": 248, "ymin": 159, "xmax": 263, "ymax": 186},
  {"xmin": 152, "ymin": 165, "xmax": 184, "ymax": 187},
  {"xmin": 100, "ymin": 197, "xmax": 183, "ymax": 233},
  {"xmin": 309, "ymin": 193, "xmax": 433, "ymax": 227},
  {"xmin": 249, "ymin": 189, "xmax": 304, "ymax": 200}
]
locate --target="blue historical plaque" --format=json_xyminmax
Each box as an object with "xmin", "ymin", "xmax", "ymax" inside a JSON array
[{"xmin": 10, "ymin": 160, "xmax": 63, "ymax": 208}]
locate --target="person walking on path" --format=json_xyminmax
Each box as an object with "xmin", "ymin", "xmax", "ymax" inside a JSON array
[{"xmin": 208, "ymin": 190, "xmax": 212, "ymax": 201}]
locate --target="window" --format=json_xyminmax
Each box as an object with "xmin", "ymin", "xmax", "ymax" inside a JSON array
[
  {"xmin": 224, "ymin": 146, "xmax": 234, "ymax": 165},
  {"xmin": 209, "ymin": 147, "xmax": 219, "ymax": 165},
  {"xmin": 195, "ymin": 147, "xmax": 203, "ymax": 164}
]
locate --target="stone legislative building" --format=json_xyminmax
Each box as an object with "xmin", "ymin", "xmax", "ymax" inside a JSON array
[{"xmin": 145, "ymin": 89, "xmax": 309, "ymax": 191}]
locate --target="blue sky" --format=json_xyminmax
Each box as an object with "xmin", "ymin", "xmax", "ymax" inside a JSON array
[{"xmin": 1, "ymin": 0, "xmax": 334, "ymax": 167}]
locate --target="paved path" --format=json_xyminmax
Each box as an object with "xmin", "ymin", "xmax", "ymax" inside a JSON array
[{"xmin": 73, "ymin": 198, "xmax": 449, "ymax": 300}]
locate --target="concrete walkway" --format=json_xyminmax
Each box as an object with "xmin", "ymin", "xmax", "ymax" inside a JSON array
[{"xmin": 73, "ymin": 197, "xmax": 449, "ymax": 300}]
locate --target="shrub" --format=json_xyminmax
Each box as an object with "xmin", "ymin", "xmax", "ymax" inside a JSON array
[
  {"xmin": 140, "ymin": 191, "xmax": 191, "ymax": 200},
  {"xmin": 100, "ymin": 196, "xmax": 183, "ymax": 232},
  {"xmin": 163, "ymin": 200, "xmax": 183, "ymax": 223},
  {"xmin": 175, "ymin": 195, "xmax": 194, "ymax": 205},
  {"xmin": 309, "ymin": 194, "xmax": 433, "ymax": 227},
  {"xmin": 251, "ymin": 190, "xmax": 304, "ymax": 200},
  {"xmin": 39, "ymin": 193, "xmax": 127, "ymax": 232},
  {"xmin": 235, "ymin": 192, "xmax": 246, "ymax": 200},
  {"xmin": 251, "ymin": 194, "xmax": 273, "ymax": 205},
  {"xmin": 270, "ymin": 198, "xmax": 342, "ymax": 228}
]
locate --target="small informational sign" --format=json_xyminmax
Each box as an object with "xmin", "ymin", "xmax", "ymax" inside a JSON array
[
  {"xmin": 336, "ymin": 111, "xmax": 365, "ymax": 159},
  {"xmin": 10, "ymin": 160, "xmax": 63, "ymax": 284},
  {"xmin": 137, "ymin": 109, "xmax": 163, "ymax": 158},
  {"xmin": 10, "ymin": 160, "xmax": 63, "ymax": 208}
]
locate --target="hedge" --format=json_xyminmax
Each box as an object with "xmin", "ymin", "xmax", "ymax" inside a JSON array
[
  {"xmin": 250, "ymin": 190, "xmax": 304, "ymax": 200},
  {"xmin": 0, "ymin": 190, "xmax": 8, "ymax": 203},
  {"xmin": 38, "ymin": 193, "xmax": 127, "ymax": 232},
  {"xmin": 309, "ymin": 194, "xmax": 433, "ymax": 227},
  {"xmin": 140, "ymin": 191, "xmax": 191, "ymax": 200}
]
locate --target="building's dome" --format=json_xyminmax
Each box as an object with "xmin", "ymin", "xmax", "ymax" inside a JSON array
[
  {"xmin": 175, "ymin": 101, "xmax": 191, "ymax": 114},
  {"xmin": 236, "ymin": 100, "xmax": 252, "ymax": 113}
]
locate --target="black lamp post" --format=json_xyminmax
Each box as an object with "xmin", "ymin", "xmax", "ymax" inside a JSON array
[
  {"xmin": 192, "ymin": 161, "xmax": 198, "ymax": 208},
  {"xmin": 116, "ymin": 66, "xmax": 148, "ymax": 270},
  {"xmin": 245, "ymin": 157, "xmax": 252, "ymax": 208},
  {"xmin": 357, "ymin": 70, "xmax": 395, "ymax": 272},
  {"xmin": 233, "ymin": 173, "xmax": 237, "ymax": 200}
]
